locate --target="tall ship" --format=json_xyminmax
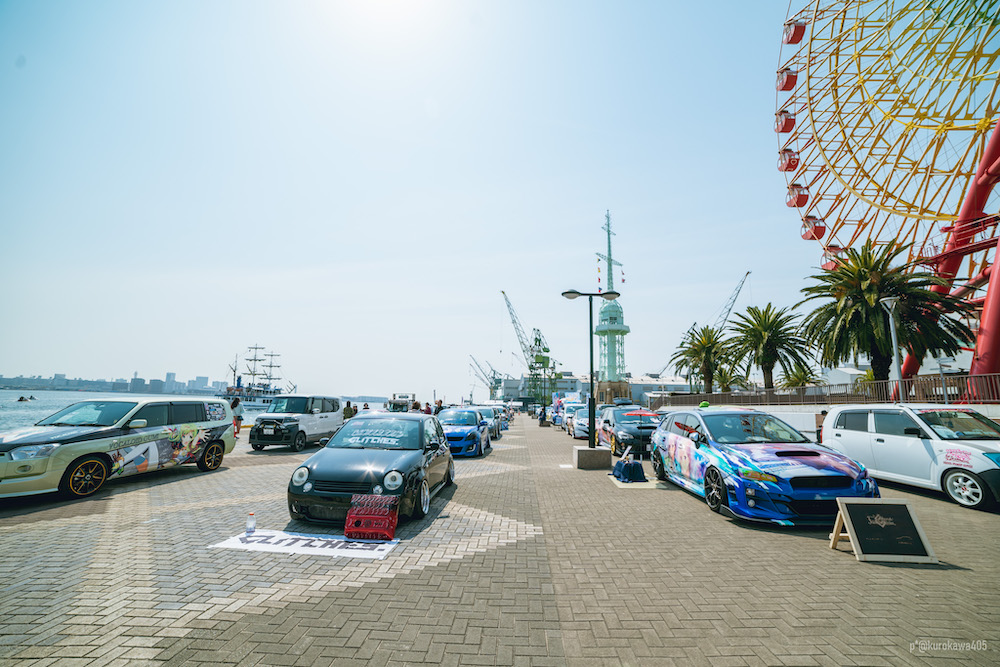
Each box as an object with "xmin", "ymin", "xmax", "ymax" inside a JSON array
[{"xmin": 218, "ymin": 345, "xmax": 296, "ymax": 410}]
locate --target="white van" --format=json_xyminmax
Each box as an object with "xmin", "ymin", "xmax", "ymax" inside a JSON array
[
  {"xmin": 249, "ymin": 395, "xmax": 344, "ymax": 451},
  {"xmin": 822, "ymin": 404, "xmax": 1000, "ymax": 510}
]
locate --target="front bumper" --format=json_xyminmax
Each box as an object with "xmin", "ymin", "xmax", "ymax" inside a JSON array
[
  {"xmin": 722, "ymin": 476, "xmax": 880, "ymax": 526},
  {"xmin": 250, "ymin": 422, "xmax": 302, "ymax": 446},
  {"xmin": 288, "ymin": 486, "xmax": 412, "ymax": 523},
  {"xmin": 0, "ymin": 456, "xmax": 60, "ymax": 498},
  {"xmin": 448, "ymin": 438, "xmax": 482, "ymax": 457}
]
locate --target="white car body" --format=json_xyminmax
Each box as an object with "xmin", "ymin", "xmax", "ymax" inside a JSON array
[{"xmin": 821, "ymin": 403, "xmax": 1000, "ymax": 509}]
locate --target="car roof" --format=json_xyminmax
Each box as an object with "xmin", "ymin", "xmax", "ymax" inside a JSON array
[
  {"xmin": 350, "ymin": 412, "xmax": 431, "ymax": 421},
  {"xmin": 826, "ymin": 403, "xmax": 961, "ymax": 411}
]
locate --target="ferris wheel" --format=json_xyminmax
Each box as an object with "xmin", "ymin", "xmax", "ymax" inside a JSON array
[{"xmin": 776, "ymin": 0, "xmax": 1000, "ymax": 373}]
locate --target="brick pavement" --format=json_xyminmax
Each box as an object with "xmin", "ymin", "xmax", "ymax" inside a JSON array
[{"xmin": 0, "ymin": 419, "xmax": 998, "ymax": 666}]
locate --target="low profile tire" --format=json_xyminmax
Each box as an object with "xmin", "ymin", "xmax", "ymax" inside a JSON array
[
  {"xmin": 291, "ymin": 432, "xmax": 307, "ymax": 452},
  {"xmin": 943, "ymin": 469, "xmax": 994, "ymax": 509},
  {"xmin": 197, "ymin": 441, "xmax": 225, "ymax": 471},
  {"xmin": 704, "ymin": 467, "xmax": 727, "ymax": 513},
  {"xmin": 444, "ymin": 459, "xmax": 455, "ymax": 487},
  {"xmin": 411, "ymin": 478, "xmax": 431, "ymax": 519},
  {"xmin": 60, "ymin": 455, "xmax": 109, "ymax": 498},
  {"xmin": 250, "ymin": 442, "xmax": 265, "ymax": 451},
  {"xmin": 652, "ymin": 452, "xmax": 667, "ymax": 481}
]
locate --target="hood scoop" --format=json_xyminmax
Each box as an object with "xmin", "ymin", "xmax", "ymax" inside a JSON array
[{"xmin": 775, "ymin": 450, "xmax": 820, "ymax": 457}]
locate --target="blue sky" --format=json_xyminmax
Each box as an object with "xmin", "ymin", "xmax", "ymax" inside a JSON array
[{"xmin": 0, "ymin": 1, "xmax": 821, "ymax": 401}]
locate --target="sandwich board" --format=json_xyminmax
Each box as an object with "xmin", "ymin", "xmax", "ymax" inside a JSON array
[{"xmin": 829, "ymin": 498, "xmax": 937, "ymax": 564}]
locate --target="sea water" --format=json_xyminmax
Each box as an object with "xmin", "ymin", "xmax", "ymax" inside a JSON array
[{"xmin": 0, "ymin": 389, "xmax": 263, "ymax": 432}]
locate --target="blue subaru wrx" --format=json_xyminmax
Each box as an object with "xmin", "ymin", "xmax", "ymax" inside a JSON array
[
  {"xmin": 651, "ymin": 408, "xmax": 878, "ymax": 525},
  {"xmin": 438, "ymin": 408, "xmax": 491, "ymax": 457}
]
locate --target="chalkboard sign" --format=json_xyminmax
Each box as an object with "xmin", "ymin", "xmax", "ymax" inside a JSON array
[{"xmin": 829, "ymin": 498, "xmax": 938, "ymax": 564}]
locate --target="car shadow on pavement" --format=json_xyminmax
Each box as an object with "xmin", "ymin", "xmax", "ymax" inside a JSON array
[{"xmin": 875, "ymin": 479, "xmax": 1000, "ymax": 515}]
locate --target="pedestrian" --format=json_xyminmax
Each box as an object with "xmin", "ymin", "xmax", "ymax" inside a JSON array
[
  {"xmin": 410, "ymin": 400, "xmax": 422, "ymax": 412},
  {"xmin": 231, "ymin": 397, "xmax": 244, "ymax": 435},
  {"xmin": 433, "ymin": 399, "xmax": 443, "ymax": 415},
  {"xmin": 343, "ymin": 400, "xmax": 354, "ymax": 420},
  {"xmin": 363, "ymin": 403, "xmax": 369, "ymax": 411},
  {"xmin": 423, "ymin": 402, "xmax": 432, "ymax": 414},
  {"xmin": 538, "ymin": 405, "xmax": 546, "ymax": 426}
]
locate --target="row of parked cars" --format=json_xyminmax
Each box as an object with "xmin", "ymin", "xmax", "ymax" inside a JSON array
[{"xmin": 557, "ymin": 400, "xmax": 1000, "ymax": 523}]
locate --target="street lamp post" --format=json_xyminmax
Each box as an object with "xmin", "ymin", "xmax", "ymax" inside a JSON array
[
  {"xmin": 562, "ymin": 289, "xmax": 620, "ymax": 448},
  {"xmin": 879, "ymin": 296, "xmax": 903, "ymax": 399}
]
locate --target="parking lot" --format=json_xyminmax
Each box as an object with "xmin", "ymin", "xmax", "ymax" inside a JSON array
[{"xmin": 1, "ymin": 417, "xmax": 998, "ymax": 666}]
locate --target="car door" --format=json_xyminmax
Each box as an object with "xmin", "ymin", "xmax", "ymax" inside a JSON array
[
  {"xmin": 682, "ymin": 414, "xmax": 712, "ymax": 489},
  {"xmin": 827, "ymin": 409, "xmax": 876, "ymax": 469},
  {"xmin": 871, "ymin": 410, "xmax": 935, "ymax": 483},
  {"xmin": 423, "ymin": 419, "xmax": 445, "ymax": 488},
  {"xmin": 300, "ymin": 397, "xmax": 322, "ymax": 440},
  {"xmin": 664, "ymin": 413, "xmax": 698, "ymax": 490},
  {"xmin": 319, "ymin": 398, "xmax": 336, "ymax": 438},
  {"xmin": 115, "ymin": 402, "xmax": 170, "ymax": 475}
]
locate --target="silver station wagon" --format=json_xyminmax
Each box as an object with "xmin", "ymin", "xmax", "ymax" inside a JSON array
[{"xmin": 0, "ymin": 397, "xmax": 235, "ymax": 499}]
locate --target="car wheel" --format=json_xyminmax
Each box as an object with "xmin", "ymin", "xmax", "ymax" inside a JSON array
[
  {"xmin": 412, "ymin": 478, "xmax": 431, "ymax": 519},
  {"xmin": 60, "ymin": 455, "xmax": 109, "ymax": 498},
  {"xmin": 704, "ymin": 467, "xmax": 727, "ymax": 513},
  {"xmin": 291, "ymin": 432, "xmax": 307, "ymax": 452},
  {"xmin": 943, "ymin": 469, "xmax": 993, "ymax": 509},
  {"xmin": 485, "ymin": 436, "xmax": 492, "ymax": 451},
  {"xmin": 251, "ymin": 442, "xmax": 265, "ymax": 451},
  {"xmin": 197, "ymin": 441, "xmax": 225, "ymax": 471},
  {"xmin": 652, "ymin": 452, "xmax": 666, "ymax": 481},
  {"xmin": 444, "ymin": 459, "xmax": 455, "ymax": 487}
]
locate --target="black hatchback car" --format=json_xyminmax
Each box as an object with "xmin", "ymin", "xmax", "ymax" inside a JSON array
[
  {"xmin": 287, "ymin": 412, "xmax": 454, "ymax": 523},
  {"xmin": 598, "ymin": 407, "xmax": 661, "ymax": 457}
]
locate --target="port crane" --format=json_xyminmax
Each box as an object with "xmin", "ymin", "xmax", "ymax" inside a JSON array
[
  {"xmin": 502, "ymin": 291, "xmax": 553, "ymax": 405},
  {"xmin": 469, "ymin": 355, "xmax": 503, "ymax": 400}
]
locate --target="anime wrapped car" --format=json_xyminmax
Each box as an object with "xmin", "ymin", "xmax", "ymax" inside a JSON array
[{"xmin": 651, "ymin": 407, "xmax": 878, "ymax": 525}]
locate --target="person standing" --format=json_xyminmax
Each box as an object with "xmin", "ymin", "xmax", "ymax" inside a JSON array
[
  {"xmin": 423, "ymin": 402, "xmax": 432, "ymax": 414},
  {"xmin": 343, "ymin": 401, "xmax": 354, "ymax": 420},
  {"xmin": 231, "ymin": 397, "xmax": 244, "ymax": 435},
  {"xmin": 433, "ymin": 399, "xmax": 443, "ymax": 415}
]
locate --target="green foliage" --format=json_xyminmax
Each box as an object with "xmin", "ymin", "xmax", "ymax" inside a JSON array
[
  {"xmin": 726, "ymin": 303, "xmax": 811, "ymax": 389},
  {"xmin": 799, "ymin": 241, "xmax": 973, "ymax": 381},
  {"xmin": 670, "ymin": 325, "xmax": 728, "ymax": 394},
  {"xmin": 714, "ymin": 365, "xmax": 750, "ymax": 392},
  {"xmin": 779, "ymin": 362, "xmax": 824, "ymax": 389}
]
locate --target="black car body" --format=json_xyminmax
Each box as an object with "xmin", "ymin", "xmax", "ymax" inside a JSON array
[
  {"xmin": 598, "ymin": 407, "xmax": 660, "ymax": 457},
  {"xmin": 287, "ymin": 413, "xmax": 454, "ymax": 523}
]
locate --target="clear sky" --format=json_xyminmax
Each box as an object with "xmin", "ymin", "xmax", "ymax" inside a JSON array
[{"xmin": 0, "ymin": 0, "xmax": 823, "ymax": 402}]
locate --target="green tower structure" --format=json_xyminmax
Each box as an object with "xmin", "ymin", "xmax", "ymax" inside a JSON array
[{"xmin": 595, "ymin": 211, "xmax": 630, "ymax": 384}]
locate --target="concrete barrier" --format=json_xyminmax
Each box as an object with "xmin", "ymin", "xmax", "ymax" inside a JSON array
[{"xmin": 573, "ymin": 445, "xmax": 611, "ymax": 470}]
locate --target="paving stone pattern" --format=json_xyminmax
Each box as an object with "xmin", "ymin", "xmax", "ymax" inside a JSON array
[{"xmin": 0, "ymin": 420, "xmax": 998, "ymax": 666}]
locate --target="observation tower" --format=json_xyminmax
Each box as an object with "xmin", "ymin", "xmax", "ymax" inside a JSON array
[{"xmin": 595, "ymin": 211, "xmax": 631, "ymax": 403}]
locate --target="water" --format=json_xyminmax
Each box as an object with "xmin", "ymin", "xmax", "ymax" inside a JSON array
[{"xmin": 0, "ymin": 389, "xmax": 265, "ymax": 432}]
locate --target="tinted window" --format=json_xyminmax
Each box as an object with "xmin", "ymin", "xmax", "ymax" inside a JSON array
[
  {"xmin": 668, "ymin": 415, "xmax": 689, "ymax": 436},
  {"xmin": 267, "ymin": 397, "xmax": 309, "ymax": 414},
  {"xmin": 171, "ymin": 402, "xmax": 206, "ymax": 425},
  {"xmin": 322, "ymin": 398, "xmax": 336, "ymax": 413},
  {"xmin": 439, "ymin": 410, "xmax": 480, "ymax": 426},
  {"xmin": 133, "ymin": 403, "xmax": 168, "ymax": 428},
  {"xmin": 838, "ymin": 411, "xmax": 869, "ymax": 432},
  {"xmin": 873, "ymin": 411, "xmax": 919, "ymax": 437},
  {"xmin": 682, "ymin": 415, "xmax": 705, "ymax": 438},
  {"xmin": 326, "ymin": 418, "xmax": 421, "ymax": 450}
]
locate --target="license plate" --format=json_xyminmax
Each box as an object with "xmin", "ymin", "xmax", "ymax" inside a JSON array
[{"xmin": 262, "ymin": 427, "xmax": 274, "ymax": 435}]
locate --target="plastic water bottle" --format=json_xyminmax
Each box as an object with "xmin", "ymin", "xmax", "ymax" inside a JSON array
[{"xmin": 245, "ymin": 512, "xmax": 256, "ymax": 536}]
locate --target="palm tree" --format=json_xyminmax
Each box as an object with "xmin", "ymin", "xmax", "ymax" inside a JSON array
[
  {"xmin": 726, "ymin": 303, "xmax": 811, "ymax": 390},
  {"xmin": 714, "ymin": 365, "xmax": 750, "ymax": 392},
  {"xmin": 799, "ymin": 241, "xmax": 974, "ymax": 381},
  {"xmin": 779, "ymin": 362, "xmax": 824, "ymax": 389},
  {"xmin": 670, "ymin": 325, "xmax": 727, "ymax": 394}
]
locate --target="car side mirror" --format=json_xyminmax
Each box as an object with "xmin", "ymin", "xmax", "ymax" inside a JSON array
[
  {"xmin": 480, "ymin": 420, "xmax": 488, "ymax": 427},
  {"xmin": 692, "ymin": 432, "xmax": 705, "ymax": 447},
  {"xmin": 603, "ymin": 419, "xmax": 611, "ymax": 425},
  {"xmin": 903, "ymin": 426, "xmax": 925, "ymax": 438},
  {"xmin": 319, "ymin": 437, "xmax": 330, "ymax": 446},
  {"xmin": 127, "ymin": 419, "xmax": 147, "ymax": 429},
  {"xmin": 312, "ymin": 409, "xmax": 320, "ymax": 414}
]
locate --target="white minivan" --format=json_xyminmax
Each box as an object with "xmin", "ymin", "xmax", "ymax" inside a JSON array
[
  {"xmin": 822, "ymin": 404, "xmax": 1000, "ymax": 509},
  {"xmin": 249, "ymin": 395, "xmax": 344, "ymax": 452}
]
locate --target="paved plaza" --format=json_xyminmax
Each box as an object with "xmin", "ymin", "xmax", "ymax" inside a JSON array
[{"xmin": 0, "ymin": 417, "xmax": 998, "ymax": 666}]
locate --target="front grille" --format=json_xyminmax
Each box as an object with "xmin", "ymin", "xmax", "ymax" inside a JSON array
[
  {"xmin": 790, "ymin": 475, "xmax": 853, "ymax": 490},
  {"xmin": 312, "ymin": 480, "xmax": 372, "ymax": 494},
  {"xmin": 303, "ymin": 504, "xmax": 349, "ymax": 521},
  {"xmin": 446, "ymin": 434, "xmax": 466, "ymax": 442},
  {"xmin": 788, "ymin": 499, "xmax": 839, "ymax": 516}
]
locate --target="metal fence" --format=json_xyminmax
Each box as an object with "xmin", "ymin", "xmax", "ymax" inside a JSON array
[{"xmin": 651, "ymin": 372, "xmax": 1000, "ymax": 408}]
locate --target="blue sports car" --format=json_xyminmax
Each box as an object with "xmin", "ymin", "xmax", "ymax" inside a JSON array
[
  {"xmin": 439, "ymin": 408, "xmax": 491, "ymax": 457},
  {"xmin": 651, "ymin": 407, "xmax": 878, "ymax": 525}
]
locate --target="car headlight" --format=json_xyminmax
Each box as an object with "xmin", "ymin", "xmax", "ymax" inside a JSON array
[
  {"xmin": 617, "ymin": 431, "xmax": 634, "ymax": 440},
  {"xmin": 291, "ymin": 467, "xmax": 309, "ymax": 486},
  {"xmin": 984, "ymin": 452, "xmax": 1000, "ymax": 468},
  {"xmin": 283, "ymin": 417, "xmax": 299, "ymax": 424},
  {"xmin": 384, "ymin": 470, "xmax": 403, "ymax": 491},
  {"xmin": 10, "ymin": 444, "xmax": 58, "ymax": 461},
  {"xmin": 737, "ymin": 468, "xmax": 778, "ymax": 484},
  {"xmin": 465, "ymin": 432, "xmax": 478, "ymax": 441}
]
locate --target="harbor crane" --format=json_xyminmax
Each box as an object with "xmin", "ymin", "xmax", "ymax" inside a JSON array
[
  {"xmin": 502, "ymin": 291, "xmax": 553, "ymax": 405},
  {"xmin": 470, "ymin": 355, "xmax": 503, "ymax": 400}
]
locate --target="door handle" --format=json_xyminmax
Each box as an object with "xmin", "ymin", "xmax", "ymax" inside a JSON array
[
  {"xmin": 875, "ymin": 438, "xmax": 884, "ymax": 443},
  {"xmin": 835, "ymin": 433, "xmax": 841, "ymax": 437}
]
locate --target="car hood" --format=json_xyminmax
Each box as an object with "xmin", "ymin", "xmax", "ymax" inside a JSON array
[
  {"xmin": 719, "ymin": 442, "xmax": 862, "ymax": 479},
  {"xmin": 303, "ymin": 447, "xmax": 424, "ymax": 481},
  {"xmin": 441, "ymin": 424, "xmax": 479, "ymax": 436},
  {"xmin": 0, "ymin": 425, "xmax": 119, "ymax": 453}
]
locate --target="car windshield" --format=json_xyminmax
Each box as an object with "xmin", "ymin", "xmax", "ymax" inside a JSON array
[
  {"xmin": 703, "ymin": 413, "xmax": 808, "ymax": 444},
  {"xmin": 266, "ymin": 397, "xmax": 309, "ymax": 414},
  {"xmin": 36, "ymin": 401, "xmax": 137, "ymax": 427},
  {"xmin": 439, "ymin": 410, "xmax": 480, "ymax": 426},
  {"xmin": 574, "ymin": 408, "xmax": 590, "ymax": 418},
  {"xmin": 325, "ymin": 418, "xmax": 421, "ymax": 450},
  {"xmin": 476, "ymin": 408, "xmax": 495, "ymax": 419},
  {"xmin": 614, "ymin": 410, "xmax": 659, "ymax": 425},
  {"xmin": 915, "ymin": 409, "xmax": 1000, "ymax": 440}
]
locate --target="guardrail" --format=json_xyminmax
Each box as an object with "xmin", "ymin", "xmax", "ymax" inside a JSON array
[{"xmin": 651, "ymin": 372, "xmax": 1000, "ymax": 408}]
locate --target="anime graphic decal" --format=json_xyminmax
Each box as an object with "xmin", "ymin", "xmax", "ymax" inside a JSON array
[{"xmin": 110, "ymin": 424, "xmax": 228, "ymax": 477}]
